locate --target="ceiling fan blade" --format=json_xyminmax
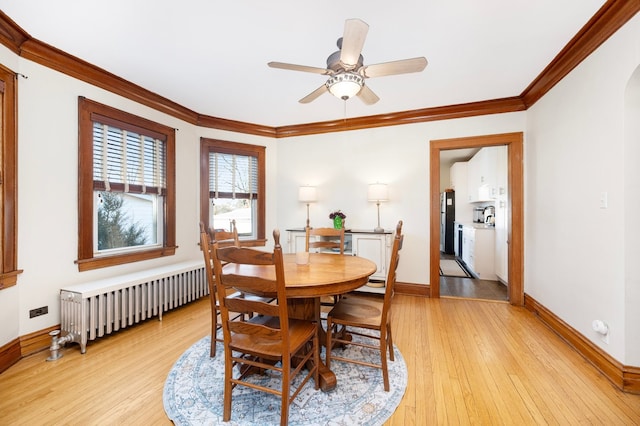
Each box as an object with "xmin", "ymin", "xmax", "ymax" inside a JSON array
[
  {"xmin": 357, "ymin": 85, "xmax": 380, "ymax": 105},
  {"xmin": 268, "ymin": 61, "xmax": 331, "ymax": 75},
  {"xmin": 362, "ymin": 57, "xmax": 428, "ymax": 78},
  {"xmin": 299, "ymin": 85, "xmax": 329, "ymax": 104},
  {"xmin": 340, "ymin": 19, "xmax": 369, "ymax": 68}
]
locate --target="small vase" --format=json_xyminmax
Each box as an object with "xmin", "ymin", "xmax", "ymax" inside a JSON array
[{"xmin": 333, "ymin": 217, "xmax": 343, "ymax": 229}]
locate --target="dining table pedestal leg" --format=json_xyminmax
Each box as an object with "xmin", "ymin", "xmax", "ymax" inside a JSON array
[{"xmin": 288, "ymin": 297, "xmax": 337, "ymax": 392}]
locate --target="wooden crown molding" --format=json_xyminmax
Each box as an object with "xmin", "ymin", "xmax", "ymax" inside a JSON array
[
  {"xmin": 521, "ymin": 0, "xmax": 640, "ymax": 107},
  {"xmin": 0, "ymin": 2, "xmax": 637, "ymax": 137},
  {"xmin": 274, "ymin": 97, "xmax": 526, "ymax": 138}
]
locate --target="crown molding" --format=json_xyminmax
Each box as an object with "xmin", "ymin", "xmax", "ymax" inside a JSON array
[
  {"xmin": 274, "ymin": 97, "xmax": 526, "ymax": 137},
  {"xmin": 0, "ymin": 1, "xmax": 638, "ymax": 138},
  {"xmin": 521, "ymin": 0, "xmax": 640, "ymax": 107}
]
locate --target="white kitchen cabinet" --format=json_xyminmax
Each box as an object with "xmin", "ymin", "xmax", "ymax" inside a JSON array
[
  {"xmin": 467, "ymin": 147, "xmax": 499, "ymax": 202},
  {"xmin": 287, "ymin": 229, "xmax": 392, "ymax": 294},
  {"xmin": 461, "ymin": 225, "xmax": 497, "ymax": 280}
]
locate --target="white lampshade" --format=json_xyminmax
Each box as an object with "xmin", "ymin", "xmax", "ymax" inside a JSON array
[
  {"xmin": 368, "ymin": 183, "xmax": 389, "ymax": 202},
  {"xmin": 298, "ymin": 186, "xmax": 317, "ymax": 203}
]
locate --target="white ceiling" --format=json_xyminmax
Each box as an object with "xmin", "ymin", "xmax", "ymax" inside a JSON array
[{"xmin": 0, "ymin": 0, "xmax": 606, "ymax": 127}]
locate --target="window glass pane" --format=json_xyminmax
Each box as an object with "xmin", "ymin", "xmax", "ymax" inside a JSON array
[
  {"xmin": 210, "ymin": 198, "xmax": 255, "ymax": 237},
  {"xmin": 209, "ymin": 152, "xmax": 258, "ymax": 198},
  {"xmin": 95, "ymin": 191, "xmax": 162, "ymax": 252}
]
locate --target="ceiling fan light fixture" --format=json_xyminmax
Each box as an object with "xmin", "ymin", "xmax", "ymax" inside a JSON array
[{"xmin": 326, "ymin": 72, "xmax": 364, "ymax": 100}]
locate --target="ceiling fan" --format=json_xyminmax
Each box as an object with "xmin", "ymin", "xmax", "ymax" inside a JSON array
[{"xmin": 268, "ymin": 18, "xmax": 428, "ymax": 105}]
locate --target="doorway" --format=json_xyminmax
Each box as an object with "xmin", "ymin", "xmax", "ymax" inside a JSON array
[{"xmin": 430, "ymin": 132, "xmax": 524, "ymax": 305}]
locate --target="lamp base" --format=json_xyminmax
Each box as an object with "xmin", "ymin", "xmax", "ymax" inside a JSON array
[{"xmin": 373, "ymin": 226, "xmax": 384, "ymax": 233}]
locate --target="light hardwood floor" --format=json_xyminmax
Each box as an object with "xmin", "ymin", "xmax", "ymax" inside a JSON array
[{"xmin": 1, "ymin": 295, "xmax": 639, "ymax": 425}]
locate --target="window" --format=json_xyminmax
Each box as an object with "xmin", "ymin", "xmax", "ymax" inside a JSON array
[
  {"xmin": 77, "ymin": 98, "xmax": 176, "ymax": 271},
  {"xmin": 200, "ymin": 138, "xmax": 265, "ymax": 245},
  {"xmin": 0, "ymin": 66, "xmax": 20, "ymax": 289}
]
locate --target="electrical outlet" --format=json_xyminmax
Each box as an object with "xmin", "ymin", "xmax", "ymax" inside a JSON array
[{"xmin": 29, "ymin": 306, "xmax": 48, "ymax": 318}]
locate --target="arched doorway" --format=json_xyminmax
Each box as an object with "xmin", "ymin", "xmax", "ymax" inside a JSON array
[{"xmin": 430, "ymin": 132, "xmax": 524, "ymax": 305}]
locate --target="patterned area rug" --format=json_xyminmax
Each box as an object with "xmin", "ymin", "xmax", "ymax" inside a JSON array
[{"xmin": 164, "ymin": 329, "xmax": 407, "ymax": 425}]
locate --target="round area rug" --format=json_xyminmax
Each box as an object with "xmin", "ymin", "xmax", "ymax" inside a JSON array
[{"xmin": 163, "ymin": 330, "xmax": 407, "ymax": 425}]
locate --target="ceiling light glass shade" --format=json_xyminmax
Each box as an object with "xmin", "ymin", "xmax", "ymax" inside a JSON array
[
  {"xmin": 326, "ymin": 72, "xmax": 364, "ymax": 100},
  {"xmin": 368, "ymin": 183, "xmax": 389, "ymax": 202},
  {"xmin": 298, "ymin": 185, "xmax": 317, "ymax": 203}
]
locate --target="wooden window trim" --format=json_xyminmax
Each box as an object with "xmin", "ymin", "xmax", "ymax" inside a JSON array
[
  {"xmin": 199, "ymin": 138, "xmax": 266, "ymax": 245},
  {"xmin": 0, "ymin": 65, "xmax": 22, "ymax": 289},
  {"xmin": 77, "ymin": 97, "xmax": 176, "ymax": 271}
]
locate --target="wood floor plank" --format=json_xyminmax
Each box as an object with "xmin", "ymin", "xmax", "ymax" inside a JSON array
[{"xmin": 1, "ymin": 295, "xmax": 639, "ymax": 425}]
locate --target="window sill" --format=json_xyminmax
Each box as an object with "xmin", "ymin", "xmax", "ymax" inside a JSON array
[
  {"xmin": 0, "ymin": 269, "xmax": 24, "ymax": 290},
  {"xmin": 76, "ymin": 246, "xmax": 177, "ymax": 272}
]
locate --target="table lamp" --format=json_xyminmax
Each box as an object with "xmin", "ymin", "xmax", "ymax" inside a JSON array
[
  {"xmin": 368, "ymin": 183, "xmax": 388, "ymax": 233},
  {"xmin": 299, "ymin": 185, "xmax": 317, "ymax": 228}
]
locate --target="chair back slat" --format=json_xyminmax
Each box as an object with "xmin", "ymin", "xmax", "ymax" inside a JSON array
[
  {"xmin": 210, "ymin": 219, "xmax": 239, "ymax": 247},
  {"xmin": 305, "ymin": 226, "xmax": 345, "ymax": 254},
  {"xmin": 225, "ymin": 297, "xmax": 280, "ymax": 318}
]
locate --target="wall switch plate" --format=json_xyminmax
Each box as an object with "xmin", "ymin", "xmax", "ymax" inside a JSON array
[
  {"xmin": 29, "ymin": 306, "xmax": 48, "ymax": 318},
  {"xmin": 599, "ymin": 192, "xmax": 608, "ymax": 209}
]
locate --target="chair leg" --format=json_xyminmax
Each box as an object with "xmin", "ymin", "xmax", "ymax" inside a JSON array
[
  {"xmin": 380, "ymin": 334, "xmax": 390, "ymax": 392},
  {"xmin": 387, "ymin": 323, "xmax": 394, "ymax": 362},
  {"xmin": 223, "ymin": 353, "xmax": 233, "ymax": 421},
  {"xmin": 281, "ymin": 359, "xmax": 290, "ymax": 426}
]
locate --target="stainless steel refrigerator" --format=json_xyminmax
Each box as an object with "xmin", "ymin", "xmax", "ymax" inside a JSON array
[{"xmin": 440, "ymin": 191, "xmax": 455, "ymax": 254}]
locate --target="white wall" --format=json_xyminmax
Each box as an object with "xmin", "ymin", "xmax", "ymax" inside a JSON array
[
  {"xmin": 525, "ymin": 13, "xmax": 640, "ymax": 365},
  {"xmin": 0, "ymin": 54, "xmax": 277, "ymax": 346},
  {"xmin": 275, "ymin": 113, "xmax": 525, "ymax": 286}
]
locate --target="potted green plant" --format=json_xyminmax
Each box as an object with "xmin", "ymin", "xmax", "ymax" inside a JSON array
[{"xmin": 329, "ymin": 210, "xmax": 346, "ymax": 229}]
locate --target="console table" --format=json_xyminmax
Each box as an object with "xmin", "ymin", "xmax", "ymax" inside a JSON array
[{"xmin": 286, "ymin": 228, "xmax": 392, "ymax": 294}]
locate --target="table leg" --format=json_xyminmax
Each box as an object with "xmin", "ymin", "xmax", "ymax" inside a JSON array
[{"xmin": 288, "ymin": 297, "xmax": 336, "ymax": 391}]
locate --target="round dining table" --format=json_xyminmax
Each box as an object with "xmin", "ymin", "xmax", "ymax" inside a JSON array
[{"xmin": 224, "ymin": 252, "xmax": 377, "ymax": 391}]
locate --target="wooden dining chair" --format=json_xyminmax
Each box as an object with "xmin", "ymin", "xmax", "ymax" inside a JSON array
[
  {"xmin": 325, "ymin": 220, "xmax": 403, "ymax": 392},
  {"xmin": 305, "ymin": 226, "xmax": 346, "ymax": 305},
  {"xmin": 199, "ymin": 222, "xmax": 238, "ymax": 357},
  {"xmin": 199, "ymin": 221, "xmax": 263, "ymax": 357},
  {"xmin": 212, "ymin": 229, "xmax": 320, "ymax": 426},
  {"xmin": 305, "ymin": 226, "xmax": 345, "ymax": 254}
]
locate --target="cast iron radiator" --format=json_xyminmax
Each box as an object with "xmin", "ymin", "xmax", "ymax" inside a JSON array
[{"xmin": 59, "ymin": 260, "xmax": 206, "ymax": 353}]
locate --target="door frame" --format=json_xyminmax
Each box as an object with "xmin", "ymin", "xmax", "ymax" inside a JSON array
[{"xmin": 429, "ymin": 132, "xmax": 524, "ymax": 305}]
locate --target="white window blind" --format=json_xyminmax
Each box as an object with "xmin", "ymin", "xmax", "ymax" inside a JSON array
[
  {"xmin": 209, "ymin": 152, "xmax": 258, "ymax": 199},
  {"xmin": 92, "ymin": 122, "xmax": 166, "ymax": 194}
]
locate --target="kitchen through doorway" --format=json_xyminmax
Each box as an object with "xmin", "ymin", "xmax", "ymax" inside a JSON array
[
  {"xmin": 429, "ymin": 132, "xmax": 524, "ymax": 305},
  {"xmin": 438, "ymin": 145, "xmax": 508, "ymax": 301}
]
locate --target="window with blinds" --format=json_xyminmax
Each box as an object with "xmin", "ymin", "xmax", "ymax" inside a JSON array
[
  {"xmin": 78, "ymin": 97, "xmax": 176, "ymax": 270},
  {"xmin": 201, "ymin": 138, "xmax": 265, "ymax": 242},
  {"xmin": 92, "ymin": 121, "xmax": 166, "ymax": 252}
]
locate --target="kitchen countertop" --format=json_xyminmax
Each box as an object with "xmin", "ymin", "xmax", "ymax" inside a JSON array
[{"xmin": 457, "ymin": 222, "xmax": 496, "ymax": 230}]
